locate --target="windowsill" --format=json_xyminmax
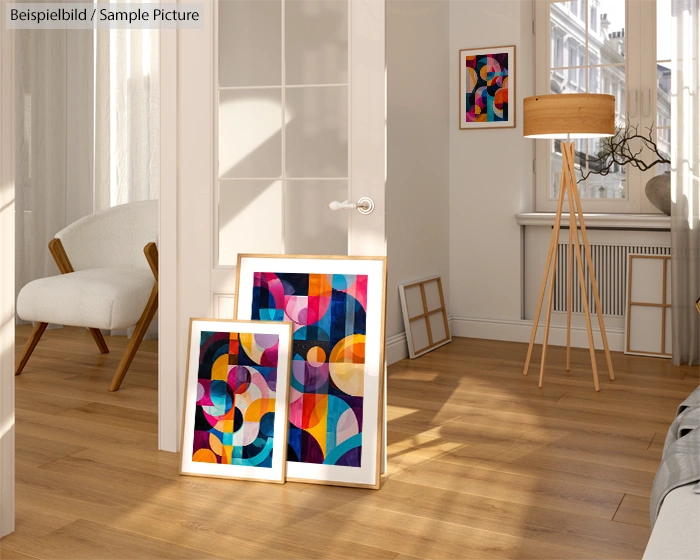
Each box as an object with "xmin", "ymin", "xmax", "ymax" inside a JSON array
[{"xmin": 515, "ymin": 213, "xmax": 671, "ymax": 230}]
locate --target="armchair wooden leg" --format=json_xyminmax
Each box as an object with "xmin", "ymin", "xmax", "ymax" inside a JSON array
[
  {"xmin": 109, "ymin": 284, "xmax": 158, "ymax": 392},
  {"xmin": 16, "ymin": 322, "xmax": 48, "ymax": 376},
  {"xmin": 89, "ymin": 328, "xmax": 110, "ymax": 354}
]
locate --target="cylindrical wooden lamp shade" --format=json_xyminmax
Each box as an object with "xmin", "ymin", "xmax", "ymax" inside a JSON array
[{"xmin": 523, "ymin": 93, "xmax": 615, "ymax": 138}]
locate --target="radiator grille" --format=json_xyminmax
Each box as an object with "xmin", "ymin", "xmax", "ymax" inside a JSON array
[{"xmin": 553, "ymin": 244, "xmax": 671, "ymax": 316}]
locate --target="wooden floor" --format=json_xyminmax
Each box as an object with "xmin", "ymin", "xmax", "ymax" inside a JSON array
[{"xmin": 1, "ymin": 325, "xmax": 698, "ymax": 560}]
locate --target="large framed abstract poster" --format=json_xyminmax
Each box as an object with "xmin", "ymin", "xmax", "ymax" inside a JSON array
[
  {"xmin": 180, "ymin": 319, "xmax": 293, "ymax": 483},
  {"xmin": 459, "ymin": 45, "xmax": 515, "ymax": 130},
  {"xmin": 235, "ymin": 255, "xmax": 387, "ymax": 489}
]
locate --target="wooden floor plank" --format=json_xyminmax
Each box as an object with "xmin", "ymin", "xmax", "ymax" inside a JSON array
[
  {"xmin": 286, "ymin": 499, "xmax": 612, "ymax": 560},
  {"xmin": 438, "ymin": 445, "xmax": 657, "ymax": 497},
  {"xmin": 392, "ymin": 458, "xmax": 624, "ymax": 520},
  {"xmin": 0, "ymin": 548, "xmax": 41, "ymax": 560},
  {"xmin": 0, "ymin": 502, "xmax": 76, "ymax": 555},
  {"xmin": 12, "ymin": 520, "xmax": 230, "ymax": 560},
  {"xmin": 14, "ymin": 432, "xmax": 88, "ymax": 469},
  {"xmin": 299, "ymin": 478, "xmax": 650, "ymax": 559},
  {"xmin": 57, "ymin": 404, "xmax": 158, "ymax": 434},
  {"xmin": 613, "ymin": 494, "xmax": 652, "ymax": 528},
  {"xmin": 3, "ymin": 326, "xmax": 687, "ymax": 560},
  {"xmin": 14, "ymin": 387, "xmax": 86, "ymax": 416}
]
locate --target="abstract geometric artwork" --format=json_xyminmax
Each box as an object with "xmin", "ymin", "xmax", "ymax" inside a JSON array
[
  {"xmin": 235, "ymin": 255, "xmax": 387, "ymax": 488},
  {"xmin": 253, "ymin": 272, "xmax": 366, "ymax": 467},
  {"xmin": 180, "ymin": 319, "xmax": 293, "ymax": 483},
  {"xmin": 459, "ymin": 45, "xmax": 516, "ymax": 130}
]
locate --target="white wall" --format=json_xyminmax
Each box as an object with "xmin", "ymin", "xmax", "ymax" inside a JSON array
[
  {"xmin": 448, "ymin": 0, "xmax": 534, "ymax": 337},
  {"xmin": 386, "ymin": 0, "xmax": 450, "ymax": 363}
]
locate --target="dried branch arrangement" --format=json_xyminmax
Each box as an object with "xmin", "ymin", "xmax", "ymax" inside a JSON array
[{"xmin": 577, "ymin": 123, "xmax": 670, "ymax": 183}]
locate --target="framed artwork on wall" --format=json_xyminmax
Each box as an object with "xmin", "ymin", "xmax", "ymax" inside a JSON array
[
  {"xmin": 459, "ymin": 45, "xmax": 515, "ymax": 130},
  {"xmin": 235, "ymin": 254, "xmax": 387, "ymax": 489},
  {"xmin": 180, "ymin": 318, "xmax": 293, "ymax": 483},
  {"xmin": 399, "ymin": 276, "xmax": 451, "ymax": 359}
]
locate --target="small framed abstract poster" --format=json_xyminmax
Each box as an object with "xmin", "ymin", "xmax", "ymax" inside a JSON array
[
  {"xmin": 459, "ymin": 45, "xmax": 515, "ymax": 130},
  {"xmin": 235, "ymin": 254, "xmax": 387, "ymax": 489},
  {"xmin": 180, "ymin": 319, "xmax": 293, "ymax": 483}
]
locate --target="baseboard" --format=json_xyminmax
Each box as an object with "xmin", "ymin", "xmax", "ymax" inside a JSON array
[
  {"xmin": 385, "ymin": 332, "xmax": 409, "ymax": 365},
  {"xmin": 449, "ymin": 315, "xmax": 625, "ymax": 352}
]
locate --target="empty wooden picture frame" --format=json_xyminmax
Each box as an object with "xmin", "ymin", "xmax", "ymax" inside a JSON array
[
  {"xmin": 625, "ymin": 254, "xmax": 672, "ymax": 358},
  {"xmin": 234, "ymin": 254, "xmax": 387, "ymax": 489},
  {"xmin": 180, "ymin": 318, "xmax": 293, "ymax": 483},
  {"xmin": 399, "ymin": 276, "xmax": 451, "ymax": 359}
]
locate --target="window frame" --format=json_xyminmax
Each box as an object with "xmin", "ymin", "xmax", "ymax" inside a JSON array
[{"xmin": 534, "ymin": 0, "xmax": 664, "ymax": 214}]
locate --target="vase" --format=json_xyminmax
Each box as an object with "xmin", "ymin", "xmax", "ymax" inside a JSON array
[{"xmin": 645, "ymin": 171, "xmax": 671, "ymax": 216}]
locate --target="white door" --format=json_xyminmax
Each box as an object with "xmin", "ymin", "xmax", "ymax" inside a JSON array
[{"xmin": 160, "ymin": 0, "xmax": 385, "ymax": 452}]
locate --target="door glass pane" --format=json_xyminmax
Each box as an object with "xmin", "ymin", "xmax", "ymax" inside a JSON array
[
  {"xmin": 216, "ymin": 1, "xmax": 350, "ymax": 267},
  {"xmin": 285, "ymin": 85, "xmax": 348, "ymax": 178},
  {"xmin": 219, "ymin": 89, "xmax": 283, "ymax": 179},
  {"xmin": 285, "ymin": 180, "xmax": 348, "ymax": 255},
  {"xmin": 286, "ymin": 0, "xmax": 348, "ymax": 85},
  {"xmin": 218, "ymin": 180, "xmax": 284, "ymax": 266},
  {"xmin": 218, "ymin": 0, "xmax": 281, "ymax": 87}
]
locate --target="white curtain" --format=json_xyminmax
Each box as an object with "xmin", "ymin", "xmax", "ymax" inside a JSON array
[
  {"xmin": 670, "ymin": 0, "xmax": 700, "ymax": 365},
  {"xmin": 95, "ymin": 22, "xmax": 159, "ymax": 210},
  {"xmin": 95, "ymin": 21, "xmax": 159, "ymax": 337},
  {"xmin": 15, "ymin": 26, "xmax": 94, "ymax": 298},
  {"xmin": 15, "ymin": 12, "xmax": 159, "ymax": 339}
]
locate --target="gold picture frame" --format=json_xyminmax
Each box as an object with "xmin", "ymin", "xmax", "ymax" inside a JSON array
[{"xmin": 459, "ymin": 44, "xmax": 516, "ymax": 130}]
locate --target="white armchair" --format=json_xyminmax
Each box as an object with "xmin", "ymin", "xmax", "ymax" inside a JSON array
[{"xmin": 15, "ymin": 200, "xmax": 159, "ymax": 391}]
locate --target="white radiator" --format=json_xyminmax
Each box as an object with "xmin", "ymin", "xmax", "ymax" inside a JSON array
[{"xmin": 553, "ymin": 243, "xmax": 671, "ymax": 316}]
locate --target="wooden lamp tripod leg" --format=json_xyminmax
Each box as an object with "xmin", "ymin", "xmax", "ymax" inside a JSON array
[
  {"xmin": 565, "ymin": 146, "xmax": 615, "ymax": 381},
  {"xmin": 564, "ymin": 143, "xmax": 600, "ymax": 391},
  {"xmin": 566, "ymin": 204, "xmax": 573, "ymax": 371},
  {"xmin": 523, "ymin": 158, "xmax": 569, "ymax": 379}
]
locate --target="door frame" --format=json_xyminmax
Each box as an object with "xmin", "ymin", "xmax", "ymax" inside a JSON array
[
  {"xmin": 0, "ymin": 0, "xmax": 16, "ymax": 538},
  {"xmin": 158, "ymin": 27, "xmax": 179, "ymax": 452}
]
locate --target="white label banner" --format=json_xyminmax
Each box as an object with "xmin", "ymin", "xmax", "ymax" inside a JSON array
[{"xmin": 7, "ymin": 3, "xmax": 204, "ymax": 29}]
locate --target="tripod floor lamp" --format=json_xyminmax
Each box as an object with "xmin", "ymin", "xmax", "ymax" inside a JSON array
[{"xmin": 522, "ymin": 93, "xmax": 615, "ymax": 392}]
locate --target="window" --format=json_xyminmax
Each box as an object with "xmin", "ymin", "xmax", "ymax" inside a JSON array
[{"xmin": 536, "ymin": 0, "xmax": 672, "ymax": 212}]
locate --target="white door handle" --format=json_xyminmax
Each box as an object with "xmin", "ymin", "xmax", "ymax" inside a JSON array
[{"xmin": 327, "ymin": 197, "xmax": 375, "ymax": 215}]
